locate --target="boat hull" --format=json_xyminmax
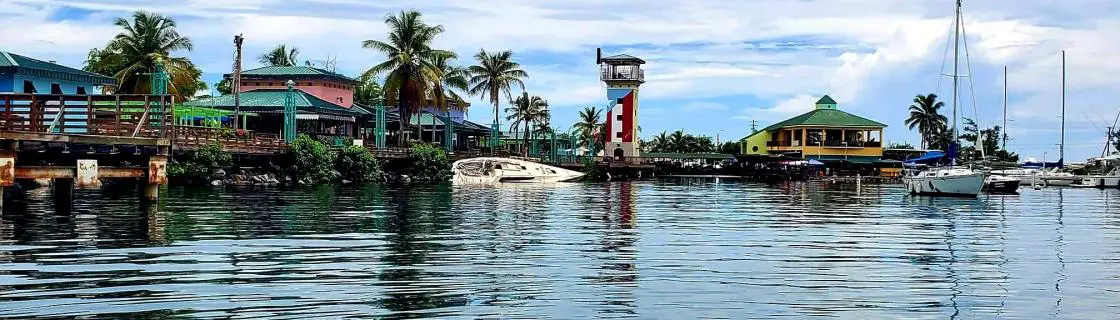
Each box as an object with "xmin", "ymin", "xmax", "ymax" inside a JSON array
[
  {"xmin": 1078, "ymin": 176, "xmax": 1120, "ymax": 188},
  {"xmin": 905, "ymin": 172, "xmax": 986, "ymax": 197},
  {"xmin": 984, "ymin": 178, "xmax": 1021, "ymax": 194},
  {"xmin": 452, "ymin": 157, "xmax": 584, "ymax": 184}
]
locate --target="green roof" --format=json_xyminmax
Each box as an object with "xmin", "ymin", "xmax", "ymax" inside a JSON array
[
  {"xmin": 231, "ymin": 66, "xmax": 356, "ymax": 84},
  {"xmin": 0, "ymin": 51, "xmax": 116, "ymax": 86},
  {"xmin": 815, "ymin": 95, "xmax": 837, "ymax": 105},
  {"xmin": 183, "ymin": 89, "xmax": 362, "ymax": 116},
  {"xmin": 761, "ymin": 108, "xmax": 886, "ymax": 131}
]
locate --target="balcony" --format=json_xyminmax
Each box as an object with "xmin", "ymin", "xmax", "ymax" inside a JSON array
[
  {"xmin": 600, "ymin": 69, "xmax": 644, "ymax": 82},
  {"xmin": 768, "ymin": 140, "xmax": 881, "ymax": 149}
]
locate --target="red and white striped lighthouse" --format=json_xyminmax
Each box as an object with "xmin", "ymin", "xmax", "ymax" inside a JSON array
[{"xmin": 597, "ymin": 49, "xmax": 645, "ymax": 159}]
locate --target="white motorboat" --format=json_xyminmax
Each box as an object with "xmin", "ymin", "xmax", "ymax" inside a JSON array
[
  {"xmin": 905, "ymin": 168, "xmax": 987, "ymax": 196},
  {"xmin": 1078, "ymin": 175, "xmax": 1120, "ymax": 188},
  {"xmin": 451, "ymin": 157, "xmax": 584, "ymax": 183}
]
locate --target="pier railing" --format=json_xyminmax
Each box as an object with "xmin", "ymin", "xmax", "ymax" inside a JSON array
[
  {"xmin": 171, "ymin": 126, "xmax": 286, "ymax": 154},
  {"xmin": 0, "ymin": 93, "xmax": 174, "ymax": 138}
]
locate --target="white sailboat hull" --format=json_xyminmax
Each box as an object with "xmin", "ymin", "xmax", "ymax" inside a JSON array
[
  {"xmin": 452, "ymin": 157, "xmax": 584, "ymax": 184},
  {"xmin": 904, "ymin": 170, "xmax": 986, "ymax": 196}
]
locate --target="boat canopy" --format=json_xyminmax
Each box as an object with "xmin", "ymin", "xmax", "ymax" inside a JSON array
[{"xmin": 903, "ymin": 151, "xmax": 946, "ymax": 165}]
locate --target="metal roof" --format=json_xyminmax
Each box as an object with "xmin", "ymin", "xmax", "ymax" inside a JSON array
[
  {"xmin": 228, "ymin": 66, "xmax": 357, "ymax": 84},
  {"xmin": 183, "ymin": 88, "xmax": 363, "ymax": 117},
  {"xmin": 0, "ymin": 51, "xmax": 116, "ymax": 86}
]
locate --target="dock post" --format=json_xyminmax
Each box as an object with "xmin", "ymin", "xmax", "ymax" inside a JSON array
[
  {"xmin": 53, "ymin": 178, "xmax": 74, "ymax": 213},
  {"xmin": 0, "ymin": 150, "xmax": 14, "ymax": 213},
  {"xmin": 76, "ymin": 159, "xmax": 100, "ymax": 189},
  {"xmin": 143, "ymin": 155, "xmax": 168, "ymax": 203}
]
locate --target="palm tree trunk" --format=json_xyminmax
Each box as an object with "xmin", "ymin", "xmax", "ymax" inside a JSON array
[{"xmin": 523, "ymin": 121, "xmax": 530, "ymax": 156}]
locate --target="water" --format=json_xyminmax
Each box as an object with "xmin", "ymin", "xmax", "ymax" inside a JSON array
[{"xmin": 1, "ymin": 181, "xmax": 1119, "ymax": 319}]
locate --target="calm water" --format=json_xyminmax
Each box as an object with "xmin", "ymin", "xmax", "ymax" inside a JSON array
[{"xmin": 1, "ymin": 181, "xmax": 1119, "ymax": 319}]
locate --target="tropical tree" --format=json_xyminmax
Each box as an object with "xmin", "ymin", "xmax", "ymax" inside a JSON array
[
  {"xmin": 573, "ymin": 106, "xmax": 604, "ymax": 155},
  {"xmin": 467, "ymin": 49, "xmax": 528, "ymax": 147},
  {"xmin": 353, "ymin": 74, "xmax": 385, "ymax": 106},
  {"xmin": 362, "ymin": 10, "xmax": 452, "ymax": 145},
  {"xmin": 215, "ymin": 78, "xmax": 231, "ymax": 95},
  {"xmin": 905, "ymin": 93, "xmax": 949, "ymax": 149},
  {"xmin": 429, "ymin": 55, "xmax": 469, "ymax": 143},
  {"xmin": 719, "ymin": 141, "xmax": 740, "ymax": 155},
  {"xmin": 83, "ymin": 11, "xmax": 201, "ymax": 101},
  {"xmin": 506, "ymin": 92, "xmax": 548, "ymax": 156},
  {"xmin": 258, "ymin": 44, "xmax": 300, "ymax": 67}
]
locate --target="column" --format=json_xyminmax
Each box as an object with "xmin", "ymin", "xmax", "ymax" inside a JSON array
[{"xmin": 76, "ymin": 159, "xmax": 100, "ymax": 189}]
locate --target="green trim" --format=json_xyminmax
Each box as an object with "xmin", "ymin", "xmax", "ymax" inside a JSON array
[{"xmin": 815, "ymin": 95, "xmax": 837, "ymax": 105}]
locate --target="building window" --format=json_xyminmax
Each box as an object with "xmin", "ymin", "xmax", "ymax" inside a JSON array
[
  {"xmin": 76, "ymin": 86, "xmax": 87, "ymax": 95},
  {"xmin": 616, "ymin": 114, "xmax": 623, "ymax": 121},
  {"xmin": 254, "ymin": 82, "xmax": 260, "ymax": 86},
  {"xmin": 306, "ymin": 82, "xmax": 312, "ymax": 86},
  {"xmin": 50, "ymin": 83, "xmax": 62, "ymax": 94},
  {"xmin": 242, "ymin": 82, "xmax": 248, "ymax": 86},
  {"xmin": 22, "ymin": 81, "xmax": 36, "ymax": 93},
  {"xmin": 615, "ymin": 132, "xmax": 622, "ymax": 138},
  {"xmin": 268, "ymin": 82, "xmax": 273, "ymax": 86}
]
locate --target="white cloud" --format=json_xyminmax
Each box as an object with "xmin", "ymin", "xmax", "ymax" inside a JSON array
[{"xmin": 682, "ymin": 101, "xmax": 729, "ymax": 111}]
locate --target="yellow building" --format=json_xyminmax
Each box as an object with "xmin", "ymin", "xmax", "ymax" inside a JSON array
[{"xmin": 741, "ymin": 95, "xmax": 887, "ymax": 164}]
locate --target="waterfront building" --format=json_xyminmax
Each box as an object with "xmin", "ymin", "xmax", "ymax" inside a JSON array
[
  {"xmin": 740, "ymin": 95, "xmax": 892, "ymax": 172},
  {"xmin": 0, "ymin": 51, "xmax": 115, "ymax": 94},
  {"xmin": 599, "ymin": 50, "xmax": 644, "ymax": 160}
]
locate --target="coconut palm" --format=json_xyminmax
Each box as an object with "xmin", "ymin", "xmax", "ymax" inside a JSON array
[
  {"xmin": 258, "ymin": 44, "xmax": 300, "ymax": 67},
  {"xmin": 573, "ymin": 106, "xmax": 604, "ymax": 155},
  {"xmin": 649, "ymin": 131, "xmax": 670, "ymax": 152},
  {"xmin": 84, "ymin": 11, "xmax": 200, "ymax": 101},
  {"xmin": 429, "ymin": 55, "xmax": 469, "ymax": 144},
  {"xmin": 506, "ymin": 92, "xmax": 548, "ymax": 156},
  {"xmin": 362, "ymin": 10, "xmax": 452, "ymax": 145},
  {"xmin": 467, "ymin": 49, "xmax": 528, "ymax": 148},
  {"xmin": 905, "ymin": 93, "xmax": 949, "ymax": 149}
]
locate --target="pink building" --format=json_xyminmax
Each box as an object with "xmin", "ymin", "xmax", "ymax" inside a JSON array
[{"xmin": 233, "ymin": 66, "xmax": 357, "ymax": 107}]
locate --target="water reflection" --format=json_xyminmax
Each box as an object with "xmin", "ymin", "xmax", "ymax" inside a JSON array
[{"xmin": 0, "ymin": 182, "xmax": 1119, "ymax": 318}]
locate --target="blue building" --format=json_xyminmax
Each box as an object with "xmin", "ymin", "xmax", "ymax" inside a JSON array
[{"xmin": 0, "ymin": 51, "xmax": 115, "ymax": 94}]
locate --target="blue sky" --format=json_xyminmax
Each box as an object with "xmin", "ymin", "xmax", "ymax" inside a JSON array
[{"xmin": 4, "ymin": 0, "xmax": 1120, "ymax": 161}]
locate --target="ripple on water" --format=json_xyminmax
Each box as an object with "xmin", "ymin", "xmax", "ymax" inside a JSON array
[{"xmin": 1, "ymin": 182, "xmax": 1119, "ymax": 318}]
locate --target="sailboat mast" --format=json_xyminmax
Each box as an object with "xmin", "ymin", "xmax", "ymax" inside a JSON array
[
  {"xmin": 1003, "ymin": 65, "xmax": 1008, "ymax": 150},
  {"xmin": 951, "ymin": 0, "xmax": 961, "ymax": 162},
  {"xmin": 1061, "ymin": 50, "xmax": 1066, "ymax": 162}
]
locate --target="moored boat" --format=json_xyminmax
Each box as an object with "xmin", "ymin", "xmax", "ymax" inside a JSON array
[
  {"xmin": 452, "ymin": 157, "xmax": 584, "ymax": 183},
  {"xmin": 984, "ymin": 175, "xmax": 1021, "ymax": 193},
  {"xmin": 905, "ymin": 168, "xmax": 986, "ymax": 196}
]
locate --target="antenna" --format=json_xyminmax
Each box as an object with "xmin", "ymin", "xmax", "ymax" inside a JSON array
[{"xmin": 750, "ymin": 120, "xmax": 758, "ymax": 133}]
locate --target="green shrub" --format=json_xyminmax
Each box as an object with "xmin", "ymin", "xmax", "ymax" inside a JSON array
[
  {"xmin": 168, "ymin": 142, "xmax": 232, "ymax": 183},
  {"xmin": 406, "ymin": 143, "xmax": 451, "ymax": 181},
  {"xmin": 581, "ymin": 161, "xmax": 603, "ymax": 181},
  {"xmin": 288, "ymin": 134, "xmax": 334, "ymax": 184},
  {"xmin": 335, "ymin": 145, "xmax": 381, "ymax": 182}
]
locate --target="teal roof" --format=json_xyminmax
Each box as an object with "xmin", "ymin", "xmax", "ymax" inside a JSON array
[
  {"xmin": 0, "ymin": 51, "xmax": 115, "ymax": 86},
  {"xmin": 230, "ymin": 66, "xmax": 356, "ymax": 84},
  {"xmin": 410, "ymin": 111, "xmax": 445, "ymax": 126},
  {"xmin": 762, "ymin": 108, "xmax": 887, "ymax": 131},
  {"xmin": 183, "ymin": 89, "xmax": 362, "ymax": 116},
  {"xmin": 815, "ymin": 95, "xmax": 838, "ymax": 105},
  {"xmin": 645, "ymin": 153, "xmax": 734, "ymax": 160}
]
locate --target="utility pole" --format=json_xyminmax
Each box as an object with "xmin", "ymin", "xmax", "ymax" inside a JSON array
[
  {"xmin": 233, "ymin": 34, "xmax": 244, "ymax": 130},
  {"xmin": 750, "ymin": 120, "xmax": 758, "ymax": 133}
]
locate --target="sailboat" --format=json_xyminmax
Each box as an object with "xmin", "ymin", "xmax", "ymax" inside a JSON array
[
  {"xmin": 984, "ymin": 66, "xmax": 1022, "ymax": 193},
  {"xmin": 904, "ymin": 0, "xmax": 987, "ymax": 197}
]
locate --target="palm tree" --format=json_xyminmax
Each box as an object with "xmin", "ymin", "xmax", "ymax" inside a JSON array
[
  {"xmin": 362, "ymin": 10, "xmax": 452, "ymax": 145},
  {"xmin": 573, "ymin": 106, "xmax": 604, "ymax": 155},
  {"xmin": 905, "ymin": 93, "xmax": 948, "ymax": 149},
  {"xmin": 258, "ymin": 44, "xmax": 300, "ymax": 67},
  {"xmin": 84, "ymin": 11, "xmax": 199, "ymax": 101},
  {"xmin": 650, "ymin": 131, "xmax": 670, "ymax": 153},
  {"xmin": 429, "ymin": 55, "xmax": 469, "ymax": 145},
  {"xmin": 467, "ymin": 49, "xmax": 528, "ymax": 148},
  {"xmin": 506, "ymin": 92, "xmax": 548, "ymax": 156}
]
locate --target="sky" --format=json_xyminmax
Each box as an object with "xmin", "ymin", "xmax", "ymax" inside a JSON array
[{"xmin": 3, "ymin": 0, "xmax": 1120, "ymax": 161}]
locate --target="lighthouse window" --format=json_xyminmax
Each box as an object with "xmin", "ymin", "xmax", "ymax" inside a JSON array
[
  {"xmin": 616, "ymin": 114, "xmax": 623, "ymax": 121},
  {"xmin": 615, "ymin": 132, "xmax": 623, "ymax": 138}
]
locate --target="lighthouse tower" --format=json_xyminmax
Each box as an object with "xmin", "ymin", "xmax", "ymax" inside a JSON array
[{"xmin": 598, "ymin": 49, "xmax": 645, "ymax": 159}]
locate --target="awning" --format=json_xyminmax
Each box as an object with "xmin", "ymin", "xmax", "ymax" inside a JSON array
[{"xmin": 902, "ymin": 151, "xmax": 946, "ymax": 164}]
